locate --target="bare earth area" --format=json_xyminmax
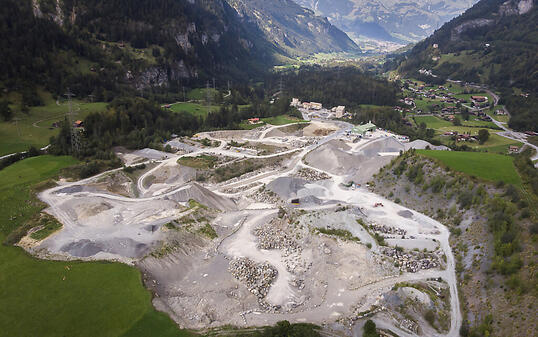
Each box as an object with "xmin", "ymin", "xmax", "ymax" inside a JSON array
[{"xmin": 27, "ymin": 120, "xmax": 461, "ymax": 336}]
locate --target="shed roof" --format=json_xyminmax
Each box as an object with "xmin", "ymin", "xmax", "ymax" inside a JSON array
[{"xmin": 352, "ymin": 122, "xmax": 376, "ymax": 133}]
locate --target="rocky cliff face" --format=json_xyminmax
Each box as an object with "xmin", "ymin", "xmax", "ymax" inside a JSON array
[{"xmin": 227, "ymin": 0, "xmax": 358, "ymax": 56}]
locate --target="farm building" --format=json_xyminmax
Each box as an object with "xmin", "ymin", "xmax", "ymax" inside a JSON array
[
  {"xmin": 471, "ymin": 96, "xmax": 488, "ymax": 103},
  {"xmin": 509, "ymin": 146, "xmax": 520, "ymax": 153}
]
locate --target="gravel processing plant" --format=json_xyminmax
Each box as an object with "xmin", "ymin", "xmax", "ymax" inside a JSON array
[{"xmin": 25, "ymin": 119, "xmax": 461, "ymax": 337}]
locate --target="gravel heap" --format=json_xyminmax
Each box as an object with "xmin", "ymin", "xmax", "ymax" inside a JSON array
[
  {"xmin": 380, "ymin": 247, "xmax": 439, "ymax": 273},
  {"xmin": 292, "ymin": 168, "xmax": 331, "ymax": 181},
  {"xmin": 229, "ymin": 257, "xmax": 277, "ymax": 300},
  {"xmin": 249, "ymin": 187, "xmax": 282, "ymax": 205},
  {"xmin": 220, "ymin": 182, "xmax": 262, "ymax": 194},
  {"xmin": 369, "ymin": 223, "xmax": 407, "ymax": 237},
  {"xmin": 254, "ymin": 220, "xmax": 301, "ymax": 256}
]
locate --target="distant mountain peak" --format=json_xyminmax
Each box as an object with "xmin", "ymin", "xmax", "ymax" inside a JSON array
[
  {"xmin": 295, "ymin": 0, "xmax": 480, "ymax": 52},
  {"xmin": 227, "ymin": 0, "xmax": 359, "ymax": 56}
]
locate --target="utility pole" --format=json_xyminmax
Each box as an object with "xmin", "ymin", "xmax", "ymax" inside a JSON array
[
  {"xmin": 65, "ymin": 88, "xmax": 81, "ymax": 155},
  {"xmin": 212, "ymin": 77, "xmax": 216, "ymax": 90},
  {"xmin": 13, "ymin": 118, "xmax": 21, "ymax": 136},
  {"xmin": 206, "ymin": 80, "xmax": 211, "ymax": 107}
]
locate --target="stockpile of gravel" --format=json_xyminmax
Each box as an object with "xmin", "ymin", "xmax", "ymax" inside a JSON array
[{"xmin": 229, "ymin": 257, "xmax": 277, "ymax": 300}]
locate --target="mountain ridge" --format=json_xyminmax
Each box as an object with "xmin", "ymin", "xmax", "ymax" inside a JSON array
[
  {"xmin": 295, "ymin": 0, "xmax": 479, "ymax": 50},
  {"xmin": 227, "ymin": 0, "xmax": 359, "ymax": 56},
  {"xmin": 0, "ymin": 0, "xmax": 359, "ymax": 99},
  {"xmin": 397, "ymin": 0, "xmax": 537, "ymax": 130}
]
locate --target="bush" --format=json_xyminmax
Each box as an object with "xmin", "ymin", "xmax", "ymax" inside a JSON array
[
  {"xmin": 504, "ymin": 185, "xmax": 520, "ymax": 203},
  {"xmin": 260, "ymin": 320, "xmax": 321, "ymax": 337},
  {"xmin": 79, "ymin": 162, "xmax": 99, "ymax": 178},
  {"xmin": 457, "ymin": 191, "xmax": 474, "ymax": 209},
  {"xmin": 430, "ymin": 176, "xmax": 445, "ymax": 193},
  {"xmin": 363, "ymin": 320, "xmax": 379, "ymax": 337},
  {"xmin": 424, "ymin": 309, "xmax": 436, "ymax": 327}
]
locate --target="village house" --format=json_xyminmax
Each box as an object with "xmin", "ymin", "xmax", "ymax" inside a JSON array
[
  {"xmin": 302, "ymin": 102, "xmax": 322, "ymax": 110},
  {"xmin": 333, "ymin": 106, "xmax": 346, "ymax": 118},
  {"xmin": 471, "ymin": 96, "xmax": 488, "ymax": 103},
  {"xmin": 248, "ymin": 118, "xmax": 261, "ymax": 125},
  {"xmin": 310, "ymin": 102, "xmax": 322, "ymax": 110},
  {"xmin": 509, "ymin": 145, "xmax": 520, "ymax": 153}
]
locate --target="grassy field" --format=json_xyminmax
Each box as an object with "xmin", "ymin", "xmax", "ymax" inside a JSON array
[
  {"xmin": 239, "ymin": 120, "xmax": 266, "ymax": 130},
  {"xmin": 169, "ymin": 102, "xmax": 219, "ymax": 117},
  {"xmin": 186, "ymin": 88, "xmax": 220, "ymax": 101},
  {"xmin": 0, "ymin": 156, "xmax": 190, "ymax": 337},
  {"xmin": 461, "ymin": 119, "xmax": 499, "ymax": 129},
  {"xmin": 414, "ymin": 115, "xmax": 497, "ymax": 130},
  {"xmin": 262, "ymin": 115, "xmax": 307, "ymax": 126},
  {"xmin": 454, "ymin": 92, "xmax": 493, "ymax": 104},
  {"xmin": 177, "ymin": 155, "xmax": 217, "ymax": 169},
  {"xmin": 435, "ymin": 126, "xmax": 521, "ymax": 152},
  {"xmin": 414, "ymin": 116, "xmax": 452, "ymax": 129},
  {"xmin": 417, "ymin": 150, "xmax": 521, "ymax": 186},
  {"xmin": 0, "ymin": 92, "xmax": 106, "ymax": 156},
  {"xmin": 485, "ymin": 107, "xmax": 510, "ymax": 123}
]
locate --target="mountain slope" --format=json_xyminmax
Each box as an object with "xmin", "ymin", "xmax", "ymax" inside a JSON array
[
  {"xmin": 398, "ymin": 0, "xmax": 537, "ymax": 130},
  {"xmin": 227, "ymin": 0, "xmax": 359, "ymax": 56},
  {"xmin": 0, "ymin": 0, "xmax": 277, "ymax": 98},
  {"xmin": 296, "ymin": 0, "xmax": 478, "ymax": 48}
]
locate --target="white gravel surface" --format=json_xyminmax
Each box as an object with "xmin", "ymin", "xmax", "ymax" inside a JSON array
[{"xmin": 31, "ymin": 119, "xmax": 461, "ymax": 336}]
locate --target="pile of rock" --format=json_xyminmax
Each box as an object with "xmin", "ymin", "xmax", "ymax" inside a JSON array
[
  {"xmin": 249, "ymin": 187, "xmax": 282, "ymax": 205},
  {"xmin": 220, "ymin": 182, "xmax": 261, "ymax": 194},
  {"xmin": 254, "ymin": 221, "xmax": 301, "ymax": 256},
  {"xmin": 292, "ymin": 168, "xmax": 331, "ymax": 181},
  {"xmin": 399, "ymin": 317, "xmax": 419, "ymax": 333},
  {"xmin": 369, "ymin": 223, "xmax": 407, "ymax": 237},
  {"xmin": 380, "ymin": 247, "xmax": 439, "ymax": 273},
  {"xmin": 228, "ymin": 257, "xmax": 277, "ymax": 300}
]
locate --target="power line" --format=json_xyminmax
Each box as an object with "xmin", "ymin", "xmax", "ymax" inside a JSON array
[
  {"xmin": 278, "ymin": 75, "xmax": 284, "ymax": 97},
  {"xmin": 64, "ymin": 88, "xmax": 81, "ymax": 155},
  {"xmin": 206, "ymin": 80, "xmax": 211, "ymax": 111}
]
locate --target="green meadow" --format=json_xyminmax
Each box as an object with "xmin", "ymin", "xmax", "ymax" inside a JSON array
[
  {"xmin": 417, "ymin": 150, "xmax": 521, "ymax": 186},
  {"xmin": 0, "ymin": 156, "xmax": 191, "ymax": 337},
  {"xmin": 0, "ymin": 91, "xmax": 106, "ymax": 156}
]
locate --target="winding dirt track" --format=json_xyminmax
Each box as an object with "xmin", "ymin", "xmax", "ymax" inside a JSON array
[{"xmin": 39, "ymin": 120, "xmax": 461, "ymax": 336}]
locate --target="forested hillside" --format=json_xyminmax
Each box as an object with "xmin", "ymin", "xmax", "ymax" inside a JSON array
[
  {"xmin": 282, "ymin": 67, "xmax": 399, "ymax": 108},
  {"xmin": 0, "ymin": 0, "xmax": 274, "ymax": 100},
  {"xmin": 397, "ymin": 0, "xmax": 537, "ymax": 130}
]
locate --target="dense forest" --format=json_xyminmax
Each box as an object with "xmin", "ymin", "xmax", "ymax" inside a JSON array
[{"xmin": 281, "ymin": 66, "xmax": 399, "ymax": 108}]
